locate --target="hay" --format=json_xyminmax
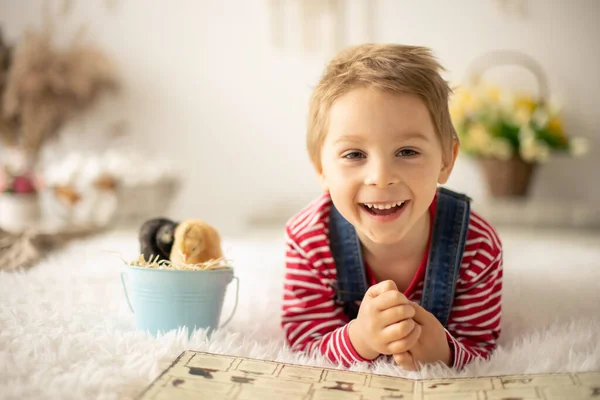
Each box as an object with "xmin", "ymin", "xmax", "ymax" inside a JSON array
[{"xmin": 126, "ymin": 254, "xmax": 232, "ymax": 271}]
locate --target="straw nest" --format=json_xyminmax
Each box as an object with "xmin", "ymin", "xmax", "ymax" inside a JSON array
[{"xmin": 126, "ymin": 254, "xmax": 232, "ymax": 271}]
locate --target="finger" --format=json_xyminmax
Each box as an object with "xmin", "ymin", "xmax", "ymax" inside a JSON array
[
  {"xmin": 366, "ymin": 280, "xmax": 398, "ymax": 298},
  {"xmin": 410, "ymin": 301, "xmax": 432, "ymax": 325},
  {"xmin": 386, "ymin": 323, "xmax": 422, "ymax": 354},
  {"xmin": 372, "ymin": 290, "xmax": 409, "ymax": 311},
  {"xmin": 393, "ymin": 352, "xmax": 418, "ymax": 371},
  {"xmin": 381, "ymin": 318, "xmax": 417, "ymax": 342},
  {"xmin": 378, "ymin": 304, "xmax": 416, "ymax": 326}
]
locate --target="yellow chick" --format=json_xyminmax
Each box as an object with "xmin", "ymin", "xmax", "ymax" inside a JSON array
[{"xmin": 169, "ymin": 219, "xmax": 224, "ymax": 265}]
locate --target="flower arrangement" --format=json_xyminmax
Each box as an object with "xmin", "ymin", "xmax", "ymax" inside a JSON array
[
  {"xmin": 0, "ymin": 169, "xmax": 36, "ymax": 195},
  {"xmin": 450, "ymin": 83, "xmax": 589, "ymax": 163},
  {"xmin": 0, "ymin": 145, "xmax": 37, "ymax": 194},
  {"xmin": 0, "ymin": 4, "xmax": 120, "ymax": 231}
]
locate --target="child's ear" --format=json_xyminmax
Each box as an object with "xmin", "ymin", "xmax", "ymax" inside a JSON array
[
  {"xmin": 316, "ymin": 168, "xmax": 329, "ymax": 193},
  {"xmin": 318, "ymin": 175, "xmax": 329, "ymax": 193},
  {"xmin": 438, "ymin": 140, "xmax": 459, "ymax": 185}
]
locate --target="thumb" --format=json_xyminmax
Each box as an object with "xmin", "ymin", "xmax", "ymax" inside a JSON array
[
  {"xmin": 393, "ymin": 352, "xmax": 418, "ymax": 371},
  {"xmin": 366, "ymin": 280, "xmax": 398, "ymax": 298}
]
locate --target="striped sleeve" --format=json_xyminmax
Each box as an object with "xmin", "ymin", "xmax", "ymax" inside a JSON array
[
  {"xmin": 445, "ymin": 211, "xmax": 503, "ymax": 369},
  {"xmin": 281, "ymin": 212, "xmax": 371, "ymax": 367}
]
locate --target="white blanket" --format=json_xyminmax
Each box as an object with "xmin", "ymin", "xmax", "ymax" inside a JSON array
[{"xmin": 1, "ymin": 228, "xmax": 599, "ymax": 400}]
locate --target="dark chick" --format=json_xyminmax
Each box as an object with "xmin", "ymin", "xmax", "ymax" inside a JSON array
[{"xmin": 139, "ymin": 217, "xmax": 179, "ymax": 262}]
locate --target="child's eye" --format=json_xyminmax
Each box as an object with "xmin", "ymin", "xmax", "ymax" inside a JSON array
[
  {"xmin": 342, "ymin": 151, "xmax": 365, "ymax": 160},
  {"xmin": 396, "ymin": 149, "xmax": 419, "ymax": 157}
]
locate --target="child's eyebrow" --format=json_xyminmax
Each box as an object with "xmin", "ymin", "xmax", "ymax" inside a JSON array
[
  {"xmin": 333, "ymin": 131, "xmax": 429, "ymax": 146},
  {"xmin": 397, "ymin": 131, "xmax": 430, "ymax": 141},
  {"xmin": 333, "ymin": 134, "xmax": 364, "ymax": 145}
]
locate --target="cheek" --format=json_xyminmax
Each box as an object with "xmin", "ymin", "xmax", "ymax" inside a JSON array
[
  {"xmin": 406, "ymin": 156, "xmax": 443, "ymax": 183},
  {"xmin": 323, "ymin": 159, "xmax": 352, "ymax": 185},
  {"xmin": 328, "ymin": 167, "xmax": 362, "ymax": 196},
  {"xmin": 322, "ymin": 165, "xmax": 360, "ymax": 206}
]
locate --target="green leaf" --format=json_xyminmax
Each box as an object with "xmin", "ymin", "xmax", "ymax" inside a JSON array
[{"xmin": 537, "ymin": 127, "xmax": 569, "ymax": 150}]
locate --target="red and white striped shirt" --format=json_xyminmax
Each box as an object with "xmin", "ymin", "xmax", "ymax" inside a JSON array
[{"xmin": 281, "ymin": 191, "xmax": 503, "ymax": 369}]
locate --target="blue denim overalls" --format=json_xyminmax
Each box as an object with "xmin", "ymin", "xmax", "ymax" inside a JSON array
[{"xmin": 328, "ymin": 186, "xmax": 471, "ymax": 327}]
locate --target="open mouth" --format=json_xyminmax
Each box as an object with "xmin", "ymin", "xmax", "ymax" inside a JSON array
[{"xmin": 361, "ymin": 201, "xmax": 408, "ymax": 216}]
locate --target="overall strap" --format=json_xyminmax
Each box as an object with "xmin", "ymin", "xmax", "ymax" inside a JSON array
[
  {"xmin": 328, "ymin": 203, "xmax": 368, "ymax": 320},
  {"xmin": 420, "ymin": 187, "xmax": 471, "ymax": 327},
  {"xmin": 328, "ymin": 187, "xmax": 471, "ymax": 325}
]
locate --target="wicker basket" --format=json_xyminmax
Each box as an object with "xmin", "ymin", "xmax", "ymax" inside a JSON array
[
  {"xmin": 478, "ymin": 156, "xmax": 537, "ymax": 197},
  {"xmin": 465, "ymin": 50, "xmax": 549, "ymax": 197}
]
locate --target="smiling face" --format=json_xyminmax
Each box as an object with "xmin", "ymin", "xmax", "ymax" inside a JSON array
[{"xmin": 319, "ymin": 87, "xmax": 457, "ymax": 246}]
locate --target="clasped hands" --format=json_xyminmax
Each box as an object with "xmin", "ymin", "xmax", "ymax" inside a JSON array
[{"xmin": 348, "ymin": 280, "xmax": 452, "ymax": 370}]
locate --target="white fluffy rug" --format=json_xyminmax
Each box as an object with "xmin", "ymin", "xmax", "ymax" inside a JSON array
[{"xmin": 1, "ymin": 227, "xmax": 599, "ymax": 400}]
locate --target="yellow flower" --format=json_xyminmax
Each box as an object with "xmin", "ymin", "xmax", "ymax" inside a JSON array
[
  {"xmin": 547, "ymin": 116, "xmax": 562, "ymax": 132},
  {"xmin": 467, "ymin": 96, "xmax": 483, "ymax": 114},
  {"xmin": 532, "ymin": 108, "xmax": 550, "ymax": 128},
  {"xmin": 520, "ymin": 140, "xmax": 550, "ymax": 163},
  {"xmin": 514, "ymin": 93, "xmax": 537, "ymax": 112},
  {"xmin": 449, "ymin": 102, "xmax": 465, "ymax": 122},
  {"xmin": 546, "ymin": 116, "xmax": 568, "ymax": 146},
  {"xmin": 452, "ymin": 87, "xmax": 471, "ymax": 106},
  {"xmin": 483, "ymin": 84, "xmax": 501, "ymax": 102},
  {"xmin": 450, "ymin": 87, "xmax": 471, "ymax": 122},
  {"xmin": 458, "ymin": 87, "xmax": 472, "ymax": 101},
  {"xmin": 520, "ymin": 143, "xmax": 537, "ymax": 162},
  {"xmin": 466, "ymin": 123, "xmax": 492, "ymax": 153},
  {"xmin": 514, "ymin": 106, "xmax": 533, "ymax": 126},
  {"xmin": 490, "ymin": 138, "xmax": 513, "ymax": 160},
  {"xmin": 569, "ymin": 137, "xmax": 589, "ymax": 158},
  {"xmin": 499, "ymin": 91, "xmax": 515, "ymax": 113}
]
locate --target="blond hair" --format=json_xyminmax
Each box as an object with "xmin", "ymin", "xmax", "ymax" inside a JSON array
[{"xmin": 307, "ymin": 43, "xmax": 457, "ymax": 171}]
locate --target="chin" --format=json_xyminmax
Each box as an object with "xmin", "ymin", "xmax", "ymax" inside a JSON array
[{"xmin": 363, "ymin": 229, "xmax": 407, "ymax": 246}]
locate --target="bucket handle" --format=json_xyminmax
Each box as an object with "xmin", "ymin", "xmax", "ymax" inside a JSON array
[
  {"xmin": 219, "ymin": 276, "xmax": 239, "ymax": 328},
  {"xmin": 121, "ymin": 272, "xmax": 134, "ymax": 313}
]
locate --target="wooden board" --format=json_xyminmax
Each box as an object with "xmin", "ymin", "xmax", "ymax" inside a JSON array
[{"xmin": 137, "ymin": 350, "xmax": 600, "ymax": 400}]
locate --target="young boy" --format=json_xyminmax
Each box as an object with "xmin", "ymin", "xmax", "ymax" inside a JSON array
[{"xmin": 281, "ymin": 44, "xmax": 503, "ymax": 371}]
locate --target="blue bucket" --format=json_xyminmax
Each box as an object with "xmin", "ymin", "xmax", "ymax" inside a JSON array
[{"xmin": 121, "ymin": 265, "xmax": 239, "ymax": 337}]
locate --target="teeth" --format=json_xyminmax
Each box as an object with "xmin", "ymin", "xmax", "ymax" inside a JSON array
[{"xmin": 364, "ymin": 201, "xmax": 405, "ymax": 209}]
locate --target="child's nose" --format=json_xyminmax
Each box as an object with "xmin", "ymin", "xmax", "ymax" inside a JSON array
[{"xmin": 364, "ymin": 159, "xmax": 399, "ymax": 188}]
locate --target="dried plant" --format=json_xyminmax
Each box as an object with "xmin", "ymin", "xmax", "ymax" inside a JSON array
[
  {"xmin": 0, "ymin": 21, "xmax": 119, "ymax": 162},
  {"xmin": 0, "ymin": 28, "xmax": 17, "ymax": 147}
]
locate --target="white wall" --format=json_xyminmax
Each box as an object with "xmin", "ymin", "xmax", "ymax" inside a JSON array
[
  {"xmin": 1, "ymin": 0, "xmax": 598, "ymax": 235},
  {"xmin": 374, "ymin": 0, "xmax": 600, "ymax": 206}
]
